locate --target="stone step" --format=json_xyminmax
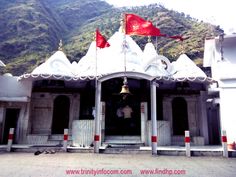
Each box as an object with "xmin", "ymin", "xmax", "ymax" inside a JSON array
[
  {"xmin": 104, "ymin": 136, "xmax": 143, "ymax": 145},
  {"xmin": 105, "ymin": 136, "xmax": 141, "ymax": 141},
  {"xmin": 104, "ymin": 140, "xmax": 143, "ymax": 145},
  {"xmin": 100, "ymin": 147, "xmax": 149, "ymax": 154},
  {"xmin": 48, "ymin": 135, "xmax": 72, "ymax": 141}
]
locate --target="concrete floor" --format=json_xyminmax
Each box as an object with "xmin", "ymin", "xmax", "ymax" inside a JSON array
[{"xmin": 0, "ymin": 152, "xmax": 236, "ymax": 177}]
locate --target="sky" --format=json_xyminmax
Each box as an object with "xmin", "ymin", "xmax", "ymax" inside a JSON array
[{"xmin": 105, "ymin": 0, "xmax": 236, "ymax": 34}]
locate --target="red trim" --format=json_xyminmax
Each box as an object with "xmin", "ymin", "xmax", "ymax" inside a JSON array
[
  {"xmin": 8, "ymin": 134, "xmax": 13, "ymax": 140},
  {"xmin": 151, "ymin": 136, "xmax": 157, "ymax": 143},
  {"xmin": 185, "ymin": 137, "xmax": 190, "ymax": 143},
  {"xmin": 64, "ymin": 134, "xmax": 68, "ymax": 141},
  {"xmin": 222, "ymin": 136, "xmax": 227, "ymax": 143},
  {"xmin": 94, "ymin": 135, "xmax": 100, "ymax": 141}
]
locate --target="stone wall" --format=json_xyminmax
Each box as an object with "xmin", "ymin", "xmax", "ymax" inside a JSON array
[
  {"xmin": 29, "ymin": 92, "xmax": 80, "ymax": 135},
  {"xmin": 163, "ymin": 94, "xmax": 206, "ymax": 145}
]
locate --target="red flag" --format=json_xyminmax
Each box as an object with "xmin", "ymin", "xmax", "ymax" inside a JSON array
[
  {"xmin": 169, "ymin": 35, "xmax": 184, "ymax": 41},
  {"xmin": 125, "ymin": 14, "xmax": 162, "ymax": 36},
  {"xmin": 96, "ymin": 29, "xmax": 110, "ymax": 48}
]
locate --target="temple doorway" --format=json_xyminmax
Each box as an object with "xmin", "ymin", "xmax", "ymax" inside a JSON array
[
  {"xmin": 102, "ymin": 78, "xmax": 148, "ymax": 136},
  {"xmin": 51, "ymin": 95, "xmax": 70, "ymax": 134},
  {"xmin": 172, "ymin": 97, "xmax": 189, "ymax": 135},
  {"xmin": 2, "ymin": 108, "xmax": 20, "ymax": 144}
]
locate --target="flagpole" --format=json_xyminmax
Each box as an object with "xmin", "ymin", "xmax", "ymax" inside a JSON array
[
  {"xmin": 95, "ymin": 31, "xmax": 98, "ymax": 80},
  {"xmin": 155, "ymin": 22, "xmax": 158, "ymax": 77},
  {"xmin": 95, "ymin": 29, "xmax": 98, "ymax": 112},
  {"xmin": 94, "ymin": 30, "xmax": 99, "ymax": 153},
  {"xmin": 123, "ymin": 13, "xmax": 127, "ymax": 79},
  {"xmin": 155, "ymin": 22, "xmax": 158, "ymax": 52},
  {"xmin": 94, "ymin": 30, "xmax": 98, "ymax": 92}
]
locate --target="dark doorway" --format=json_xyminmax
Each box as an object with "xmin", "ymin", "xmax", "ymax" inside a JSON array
[
  {"xmin": 207, "ymin": 105, "xmax": 221, "ymax": 145},
  {"xmin": 172, "ymin": 97, "xmax": 189, "ymax": 135},
  {"xmin": 103, "ymin": 78, "xmax": 144, "ymax": 136},
  {"xmin": 51, "ymin": 95, "xmax": 70, "ymax": 134},
  {"xmin": 2, "ymin": 108, "xmax": 20, "ymax": 144}
]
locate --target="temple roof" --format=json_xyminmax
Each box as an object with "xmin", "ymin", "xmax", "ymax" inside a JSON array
[
  {"xmin": 32, "ymin": 51, "xmax": 73, "ymax": 76},
  {"xmin": 172, "ymin": 54, "xmax": 207, "ymax": 78},
  {"xmin": 19, "ymin": 30, "xmax": 209, "ymax": 83}
]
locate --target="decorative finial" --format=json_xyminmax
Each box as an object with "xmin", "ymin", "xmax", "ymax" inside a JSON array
[
  {"xmin": 148, "ymin": 36, "xmax": 151, "ymax": 43},
  {"xmin": 119, "ymin": 13, "xmax": 124, "ymax": 33},
  {"xmin": 58, "ymin": 39, "xmax": 63, "ymax": 51},
  {"xmin": 180, "ymin": 41, "xmax": 185, "ymax": 54}
]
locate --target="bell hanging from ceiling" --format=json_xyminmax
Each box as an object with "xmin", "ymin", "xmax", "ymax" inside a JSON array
[
  {"xmin": 120, "ymin": 84, "xmax": 131, "ymax": 95},
  {"xmin": 120, "ymin": 77, "xmax": 131, "ymax": 99}
]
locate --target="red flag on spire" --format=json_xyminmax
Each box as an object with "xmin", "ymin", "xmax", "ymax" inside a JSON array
[
  {"xmin": 125, "ymin": 14, "xmax": 163, "ymax": 36},
  {"xmin": 96, "ymin": 29, "xmax": 110, "ymax": 48}
]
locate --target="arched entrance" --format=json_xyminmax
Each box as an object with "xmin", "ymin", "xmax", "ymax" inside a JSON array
[
  {"xmin": 51, "ymin": 95, "xmax": 70, "ymax": 134},
  {"xmin": 172, "ymin": 97, "xmax": 189, "ymax": 135},
  {"xmin": 102, "ymin": 78, "xmax": 143, "ymax": 136},
  {"xmin": 94, "ymin": 72, "xmax": 152, "ymax": 147}
]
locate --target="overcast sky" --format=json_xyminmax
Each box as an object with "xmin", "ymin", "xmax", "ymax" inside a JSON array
[{"xmin": 105, "ymin": 0, "xmax": 235, "ymax": 34}]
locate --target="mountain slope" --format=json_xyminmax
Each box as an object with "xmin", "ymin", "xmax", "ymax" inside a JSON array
[
  {"xmin": 0, "ymin": 0, "xmax": 223, "ymax": 75},
  {"xmin": 0, "ymin": 0, "xmax": 68, "ymax": 74}
]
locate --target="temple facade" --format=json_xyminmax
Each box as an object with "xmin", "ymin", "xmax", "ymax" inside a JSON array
[{"xmin": 0, "ymin": 30, "xmax": 226, "ymax": 152}]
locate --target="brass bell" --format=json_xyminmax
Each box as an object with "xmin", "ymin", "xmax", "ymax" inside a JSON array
[{"xmin": 120, "ymin": 84, "xmax": 131, "ymax": 95}]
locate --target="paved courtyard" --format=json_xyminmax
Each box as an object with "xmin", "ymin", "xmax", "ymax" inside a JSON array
[{"xmin": 0, "ymin": 152, "xmax": 235, "ymax": 177}]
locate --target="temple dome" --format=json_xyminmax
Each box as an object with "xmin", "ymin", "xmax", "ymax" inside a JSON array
[
  {"xmin": 32, "ymin": 50, "xmax": 74, "ymax": 76},
  {"xmin": 171, "ymin": 54, "xmax": 207, "ymax": 78}
]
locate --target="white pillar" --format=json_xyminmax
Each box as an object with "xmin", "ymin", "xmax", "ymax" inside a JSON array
[
  {"xmin": 63, "ymin": 128, "xmax": 68, "ymax": 151},
  {"xmin": 151, "ymin": 82, "xmax": 157, "ymax": 155},
  {"xmin": 141, "ymin": 102, "xmax": 148, "ymax": 144},
  {"xmin": 94, "ymin": 80, "xmax": 101, "ymax": 153},
  {"xmin": 222, "ymin": 130, "xmax": 228, "ymax": 158},
  {"xmin": 185, "ymin": 130, "xmax": 191, "ymax": 157},
  {"xmin": 101, "ymin": 102, "xmax": 106, "ymax": 143},
  {"xmin": 7, "ymin": 128, "xmax": 14, "ymax": 152}
]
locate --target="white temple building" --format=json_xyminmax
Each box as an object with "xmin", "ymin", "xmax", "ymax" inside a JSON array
[
  {"xmin": 203, "ymin": 33, "xmax": 236, "ymax": 150},
  {"xmin": 0, "ymin": 29, "xmax": 228, "ymax": 153}
]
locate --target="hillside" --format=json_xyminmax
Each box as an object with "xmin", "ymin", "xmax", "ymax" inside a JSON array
[{"xmin": 0, "ymin": 0, "xmax": 223, "ymax": 75}]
